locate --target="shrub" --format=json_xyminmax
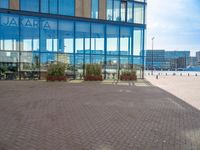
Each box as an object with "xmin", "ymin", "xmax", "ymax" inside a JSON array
[
  {"xmin": 47, "ymin": 62, "xmax": 66, "ymax": 77},
  {"xmin": 85, "ymin": 64, "xmax": 102, "ymax": 81},
  {"xmin": 120, "ymin": 70, "xmax": 137, "ymax": 81}
]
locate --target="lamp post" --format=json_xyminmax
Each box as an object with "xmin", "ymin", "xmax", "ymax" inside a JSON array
[{"xmin": 151, "ymin": 37, "xmax": 155, "ymax": 75}]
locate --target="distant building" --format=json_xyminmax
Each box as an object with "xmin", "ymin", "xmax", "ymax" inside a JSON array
[
  {"xmin": 145, "ymin": 50, "xmax": 165, "ymax": 70},
  {"xmin": 165, "ymin": 51, "xmax": 190, "ymax": 70},
  {"xmin": 145, "ymin": 50, "xmax": 190, "ymax": 71},
  {"xmin": 196, "ymin": 51, "xmax": 200, "ymax": 65},
  {"xmin": 189, "ymin": 57, "xmax": 198, "ymax": 66}
]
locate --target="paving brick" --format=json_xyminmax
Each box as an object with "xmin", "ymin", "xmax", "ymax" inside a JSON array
[{"xmin": 0, "ymin": 81, "xmax": 200, "ymax": 150}]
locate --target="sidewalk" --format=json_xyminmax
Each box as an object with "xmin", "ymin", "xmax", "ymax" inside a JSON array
[{"xmin": 146, "ymin": 76, "xmax": 200, "ymax": 110}]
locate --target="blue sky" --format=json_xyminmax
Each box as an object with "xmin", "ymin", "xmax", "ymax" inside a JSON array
[{"xmin": 146, "ymin": 0, "xmax": 200, "ymax": 56}]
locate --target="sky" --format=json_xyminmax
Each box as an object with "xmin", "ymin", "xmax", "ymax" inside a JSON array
[{"xmin": 146, "ymin": 0, "xmax": 200, "ymax": 56}]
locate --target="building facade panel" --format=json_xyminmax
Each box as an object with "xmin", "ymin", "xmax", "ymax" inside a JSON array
[
  {"xmin": 9, "ymin": 0, "xmax": 19, "ymax": 10},
  {"xmin": 99, "ymin": 0, "xmax": 106, "ymax": 20}
]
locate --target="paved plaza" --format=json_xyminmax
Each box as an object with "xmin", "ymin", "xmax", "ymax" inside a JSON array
[
  {"xmin": 0, "ymin": 81, "xmax": 200, "ymax": 150},
  {"xmin": 146, "ymin": 76, "xmax": 200, "ymax": 110}
]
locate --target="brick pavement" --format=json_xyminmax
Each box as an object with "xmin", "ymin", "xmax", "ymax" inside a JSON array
[{"xmin": 0, "ymin": 81, "xmax": 200, "ymax": 150}]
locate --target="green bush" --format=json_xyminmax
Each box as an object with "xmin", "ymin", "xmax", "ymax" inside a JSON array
[
  {"xmin": 85, "ymin": 64, "xmax": 102, "ymax": 76},
  {"xmin": 47, "ymin": 62, "xmax": 66, "ymax": 77},
  {"xmin": 121, "ymin": 70, "xmax": 136, "ymax": 76}
]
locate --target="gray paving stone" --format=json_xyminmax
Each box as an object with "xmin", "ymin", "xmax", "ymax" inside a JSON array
[{"xmin": 0, "ymin": 81, "xmax": 200, "ymax": 150}]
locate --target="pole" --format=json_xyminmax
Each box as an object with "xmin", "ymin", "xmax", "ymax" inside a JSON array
[{"xmin": 151, "ymin": 37, "xmax": 155, "ymax": 75}]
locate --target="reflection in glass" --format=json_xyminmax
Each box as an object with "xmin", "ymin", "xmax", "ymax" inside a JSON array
[
  {"xmin": 0, "ymin": 14, "xmax": 19, "ymax": 51},
  {"xmin": 120, "ymin": 27, "xmax": 132, "ymax": 55},
  {"xmin": 106, "ymin": 56, "xmax": 118, "ymax": 79},
  {"xmin": 75, "ymin": 22, "xmax": 90, "ymax": 54},
  {"xmin": 21, "ymin": 0, "xmax": 39, "ymax": 12},
  {"xmin": 58, "ymin": 20, "xmax": 74, "ymax": 53},
  {"xmin": 127, "ymin": 2, "xmax": 133, "ymax": 23},
  {"xmin": 134, "ymin": 3, "xmax": 144, "ymax": 24},
  {"xmin": 113, "ymin": 0, "xmax": 120, "ymax": 21},
  {"xmin": 133, "ymin": 28, "xmax": 143, "ymax": 56},
  {"xmin": 91, "ymin": 0, "xmax": 99, "ymax": 19},
  {"xmin": 0, "ymin": 51, "xmax": 19, "ymax": 79},
  {"xmin": 107, "ymin": 25, "xmax": 119, "ymax": 55},
  {"xmin": 40, "ymin": 18, "xmax": 58, "ymax": 52},
  {"xmin": 121, "ymin": 2, "xmax": 126, "ymax": 22},
  {"xmin": 0, "ymin": 0, "xmax": 8, "ymax": 8},
  {"xmin": 106, "ymin": 0, "xmax": 113, "ymax": 20},
  {"xmin": 91, "ymin": 23, "xmax": 104, "ymax": 54},
  {"xmin": 40, "ymin": 53, "xmax": 57, "ymax": 71},
  {"xmin": 21, "ymin": 16, "xmax": 39, "ymax": 51},
  {"xmin": 58, "ymin": 0, "xmax": 74, "ymax": 16}
]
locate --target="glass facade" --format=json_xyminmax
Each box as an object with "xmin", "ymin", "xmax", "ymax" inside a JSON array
[
  {"xmin": 21, "ymin": 0, "xmax": 39, "ymax": 12},
  {"xmin": 0, "ymin": 0, "xmax": 146, "ymax": 80},
  {"xmin": 91, "ymin": 0, "xmax": 99, "ymax": 19},
  {"xmin": 145, "ymin": 50, "xmax": 190, "ymax": 71}
]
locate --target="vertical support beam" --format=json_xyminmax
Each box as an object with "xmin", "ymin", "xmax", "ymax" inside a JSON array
[
  {"xmin": 118, "ymin": 26, "xmax": 120, "ymax": 80},
  {"xmin": 18, "ymin": 15, "xmax": 21, "ymax": 80},
  {"xmin": 90, "ymin": 22, "xmax": 92, "ymax": 64},
  {"xmin": 131, "ymin": 27, "xmax": 134, "ymax": 72},
  {"xmin": 142, "ymin": 29, "xmax": 145, "ymax": 79},
  {"xmin": 73, "ymin": 21, "xmax": 76, "ymax": 79},
  {"xmin": 38, "ymin": 17, "xmax": 41, "ymax": 80},
  {"xmin": 104, "ymin": 24, "xmax": 107, "ymax": 79}
]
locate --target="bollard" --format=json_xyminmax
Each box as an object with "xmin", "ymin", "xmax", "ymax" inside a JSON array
[
  {"xmin": 195, "ymin": 73, "xmax": 197, "ymax": 76},
  {"xmin": 156, "ymin": 75, "xmax": 158, "ymax": 79},
  {"xmin": 188, "ymin": 73, "xmax": 189, "ymax": 76},
  {"xmin": 180, "ymin": 73, "xmax": 182, "ymax": 76}
]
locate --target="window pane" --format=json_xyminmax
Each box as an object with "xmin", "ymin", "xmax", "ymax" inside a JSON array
[
  {"xmin": 0, "ymin": 0, "xmax": 8, "ymax": 8},
  {"xmin": 21, "ymin": 0, "xmax": 39, "ymax": 12},
  {"xmin": 121, "ymin": 2, "xmax": 126, "ymax": 22},
  {"xmin": 0, "ymin": 51, "xmax": 19, "ymax": 77},
  {"xmin": 133, "ymin": 28, "xmax": 143, "ymax": 56},
  {"xmin": 106, "ymin": 56, "xmax": 118, "ymax": 79},
  {"xmin": 133, "ymin": 56, "xmax": 143, "ymax": 78},
  {"xmin": 20, "ymin": 52, "xmax": 40, "ymax": 72},
  {"xmin": 91, "ymin": 23, "xmax": 104, "ymax": 54},
  {"xmin": 40, "ymin": 18, "xmax": 58, "ymax": 52},
  {"xmin": 41, "ymin": 0, "xmax": 48, "ymax": 13},
  {"xmin": 59, "ymin": 0, "xmax": 74, "ymax": 16},
  {"xmin": 107, "ymin": 25, "xmax": 119, "ymax": 55},
  {"xmin": 75, "ymin": 22, "xmax": 90, "ymax": 54},
  {"xmin": 75, "ymin": 54, "xmax": 84, "ymax": 79},
  {"xmin": 106, "ymin": 0, "xmax": 112, "ymax": 20},
  {"xmin": 113, "ymin": 0, "xmax": 120, "ymax": 21},
  {"xmin": 91, "ymin": 0, "xmax": 99, "ymax": 19},
  {"xmin": 40, "ymin": 53, "xmax": 57, "ymax": 71},
  {"xmin": 49, "ymin": 0, "xmax": 57, "ymax": 14},
  {"xmin": 0, "ymin": 14, "xmax": 19, "ymax": 51},
  {"xmin": 134, "ymin": 3, "xmax": 144, "ymax": 24},
  {"xmin": 58, "ymin": 20, "xmax": 74, "ymax": 53},
  {"xmin": 120, "ymin": 56, "xmax": 131, "ymax": 71},
  {"xmin": 21, "ymin": 16, "xmax": 39, "ymax": 51},
  {"xmin": 127, "ymin": 2, "xmax": 133, "ymax": 23},
  {"xmin": 120, "ymin": 27, "xmax": 132, "ymax": 55}
]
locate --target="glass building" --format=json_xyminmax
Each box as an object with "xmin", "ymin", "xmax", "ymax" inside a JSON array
[
  {"xmin": 145, "ymin": 50, "xmax": 190, "ymax": 71},
  {"xmin": 0, "ymin": 0, "xmax": 146, "ymax": 80}
]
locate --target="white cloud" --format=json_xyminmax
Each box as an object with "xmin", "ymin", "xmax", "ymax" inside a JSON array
[{"xmin": 146, "ymin": 0, "xmax": 200, "ymax": 54}]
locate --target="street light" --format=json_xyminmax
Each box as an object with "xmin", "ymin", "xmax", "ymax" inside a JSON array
[{"xmin": 151, "ymin": 37, "xmax": 155, "ymax": 75}]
